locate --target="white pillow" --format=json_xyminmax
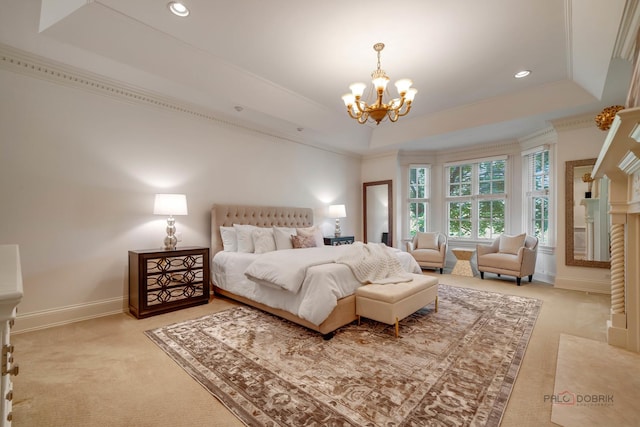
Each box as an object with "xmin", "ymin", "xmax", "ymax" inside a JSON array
[
  {"xmin": 417, "ymin": 232, "xmax": 439, "ymax": 250},
  {"xmin": 219, "ymin": 226, "xmax": 237, "ymax": 252},
  {"xmin": 296, "ymin": 226, "xmax": 324, "ymax": 247},
  {"xmin": 233, "ymin": 224, "xmax": 259, "ymax": 253},
  {"xmin": 252, "ymin": 228, "xmax": 276, "ymax": 254},
  {"xmin": 273, "ymin": 227, "xmax": 297, "ymax": 250},
  {"xmin": 499, "ymin": 233, "xmax": 526, "ymax": 255}
]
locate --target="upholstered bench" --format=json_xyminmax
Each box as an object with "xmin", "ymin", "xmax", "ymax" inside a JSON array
[{"xmin": 355, "ymin": 274, "xmax": 439, "ymax": 337}]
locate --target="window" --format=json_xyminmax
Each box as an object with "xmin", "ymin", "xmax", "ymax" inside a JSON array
[
  {"xmin": 524, "ymin": 148, "xmax": 550, "ymax": 244},
  {"xmin": 407, "ymin": 165, "xmax": 429, "ymax": 237},
  {"xmin": 445, "ymin": 158, "xmax": 506, "ymax": 239}
]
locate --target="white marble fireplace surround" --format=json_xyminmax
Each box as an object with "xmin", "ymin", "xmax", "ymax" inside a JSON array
[{"xmin": 593, "ymin": 106, "xmax": 640, "ymax": 353}]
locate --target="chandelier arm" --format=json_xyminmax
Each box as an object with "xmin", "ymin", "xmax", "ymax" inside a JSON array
[
  {"xmin": 346, "ymin": 107, "xmax": 363, "ymax": 120},
  {"xmin": 357, "ymin": 112, "xmax": 369, "ymax": 124},
  {"xmin": 353, "ymin": 98, "xmax": 367, "ymax": 114},
  {"xmin": 396, "ymin": 103, "xmax": 413, "ymax": 118}
]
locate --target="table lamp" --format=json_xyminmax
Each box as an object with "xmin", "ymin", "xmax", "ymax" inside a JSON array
[{"xmin": 153, "ymin": 194, "xmax": 188, "ymax": 250}]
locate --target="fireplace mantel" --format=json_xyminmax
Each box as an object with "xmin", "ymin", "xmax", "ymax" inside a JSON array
[{"xmin": 593, "ymin": 106, "xmax": 640, "ymax": 353}]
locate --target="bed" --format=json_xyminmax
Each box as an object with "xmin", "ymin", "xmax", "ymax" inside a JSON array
[{"xmin": 210, "ymin": 204, "xmax": 422, "ymax": 336}]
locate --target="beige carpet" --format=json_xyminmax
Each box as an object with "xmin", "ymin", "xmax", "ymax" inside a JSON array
[
  {"xmin": 146, "ymin": 284, "xmax": 541, "ymax": 426},
  {"xmin": 10, "ymin": 273, "xmax": 611, "ymax": 426},
  {"xmin": 551, "ymin": 334, "xmax": 640, "ymax": 427}
]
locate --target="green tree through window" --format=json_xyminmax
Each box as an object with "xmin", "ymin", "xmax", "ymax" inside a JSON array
[{"xmin": 446, "ymin": 158, "xmax": 507, "ymax": 239}]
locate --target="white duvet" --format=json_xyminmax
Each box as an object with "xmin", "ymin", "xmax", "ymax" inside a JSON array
[{"xmin": 212, "ymin": 245, "xmax": 421, "ymax": 326}]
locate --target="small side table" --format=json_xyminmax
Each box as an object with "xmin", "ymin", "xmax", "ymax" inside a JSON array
[
  {"xmin": 324, "ymin": 236, "xmax": 355, "ymax": 246},
  {"xmin": 451, "ymin": 248, "xmax": 476, "ymax": 277}
]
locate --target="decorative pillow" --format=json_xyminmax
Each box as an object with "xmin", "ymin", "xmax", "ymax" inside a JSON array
[
  {"xmin": 219, "ymin": 226, "xmax": 237, "ymax": 252},
  {"xmin": 252, "ymin": 228, "xmax": 276, "ymax": 254},
  {"xmin": 498, "ymin": 233, "xmax": 526, "ymax": 255},
  {"xmin": 296, "ymin": 226, "xmax": 324, "ymax": 247},
  {"xmin": 233, "ymin": 224, "xmax": 259, "ymax": 253},
  {"xmin": 273, "ymin": 226, "xmax": 297, "ymax": 250},
  {"xmin": 291, "ymin": 234, "xmax": 317, "ymax": 249},
  {"xmin": 417, "ymin": 232, "xmax": 439, "ymax": 250}
]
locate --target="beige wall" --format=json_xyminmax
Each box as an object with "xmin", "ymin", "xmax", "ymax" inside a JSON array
[
  {"xmin": 361, "ymin": 152, "xmax": 399, "ymax": 246},
  {"xmin": 0, "ymin": 68, "xmax": 362, "ymax": 331},
  {"xmin": 554, "ymin": 119, "xmax": 612, "ymax": 293}
]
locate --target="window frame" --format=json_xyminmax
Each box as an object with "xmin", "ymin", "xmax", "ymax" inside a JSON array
[
  {"xmin": 444, "ymin": 156, "xmax": 508, "ymax": 240},
  {"xmin": 522, "ymin": 146, "xmax": 552, "ymax": 246},
  {"xmin": 406, "ymin": 164, "xmax": 431, "ymax": 237}
]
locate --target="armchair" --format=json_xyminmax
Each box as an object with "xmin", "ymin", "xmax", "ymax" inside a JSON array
[
  {"xmin": 406, "ymin": 232, "xmax": 447, "ymax": 273},
  {"xmin": 476, "ymin": 234, "xmax": 538, "ymax": 286}
]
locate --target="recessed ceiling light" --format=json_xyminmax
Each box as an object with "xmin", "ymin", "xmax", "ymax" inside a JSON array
[
  {"xmin": 168, "ymin": 2, "xmax": 189, "ymax": 17},
  {"xmin": 514, "ymin": 70, "xmax": 531, "ymax": 79}
]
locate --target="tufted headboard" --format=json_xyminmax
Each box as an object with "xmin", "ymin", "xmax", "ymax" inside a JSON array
[{"xmin": 210, "ymin": 204, "xmax": 314, "ymax": 255}]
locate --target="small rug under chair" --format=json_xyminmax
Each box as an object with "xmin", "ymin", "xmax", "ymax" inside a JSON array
[{"xmin": 145, "ymin": 284, "xmax": 541, "ymax": 426}]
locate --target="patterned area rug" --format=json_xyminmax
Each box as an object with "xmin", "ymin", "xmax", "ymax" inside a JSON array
[{"xmin": 145, "ymin": 284, "xmax": 541, "ymax": 426}]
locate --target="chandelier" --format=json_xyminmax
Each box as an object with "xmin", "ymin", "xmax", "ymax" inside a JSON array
[{"xmin": 341, "ymin": 43, "xmax": 417, "ymax": 125}]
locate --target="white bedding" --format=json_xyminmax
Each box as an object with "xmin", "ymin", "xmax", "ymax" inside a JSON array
[{"xmin": 212, "ymin": 246, "xmax": 421, "ymax": 326}]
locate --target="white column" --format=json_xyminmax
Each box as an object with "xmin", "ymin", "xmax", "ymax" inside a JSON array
[{"xmin": 607, "ymin": 221, "xmax": 628, "ymax": 348}]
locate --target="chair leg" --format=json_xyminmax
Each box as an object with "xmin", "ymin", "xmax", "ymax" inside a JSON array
[
  {"xmin": 480, "ymin": 271, "xmax": 484, "ymax": 279},
  {"xmin": 516, "ymin": 277, "xmax": 521, "ymax": 286},
  {"xmin": 528, "ymin": 275, "xmax": 533, "ymax": 282},
  {"xmin": 439, "ymin": 267, "xmax": 443, "ymax": 274}
]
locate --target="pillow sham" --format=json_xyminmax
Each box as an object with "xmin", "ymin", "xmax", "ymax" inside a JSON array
[
  {"xmin": 233, "ymin": 224, "xmax": 259, "ymax": 253},
  {"xmin": 219, "ymin": 226, "xmax": 237, "ymax": 252},
  {"xmin": 252, "ymin": 228, "xmax": 276, "ymax": 254},
  {"xmin": 296, "ymin": 226, "xmax": 324, "ymax": 247},
  {"xmin": 417, "ymin": 232, "xmax": 439, "ymax": 250},
  {"xmin": 291, "ymin": 234, "xmax": 317, "ymax": 249},
  {"xmin": 498, "ymin": 233, "xmax": 526, "ymax": 255},
  {"xmin": 273, "ymin": 226, "xmax": 297, "ymax": 250}
]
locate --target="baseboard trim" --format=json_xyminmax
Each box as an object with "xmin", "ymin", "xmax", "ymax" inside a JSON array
[
  {"xmin": 554, "ymin": 276, "xmax": 611, "ymax": 294},
  {"xmin": 13, "ymin": 297, "xmax": 126, "ymax": 334}
]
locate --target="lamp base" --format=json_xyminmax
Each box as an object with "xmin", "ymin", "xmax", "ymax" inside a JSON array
[
  {"xmin": 334, "ymin": 218, "xmax": 342, "ymax": 238},
  {"xmin": 163, "ymin": 216, "xmax": 178, "ymax": 250}
]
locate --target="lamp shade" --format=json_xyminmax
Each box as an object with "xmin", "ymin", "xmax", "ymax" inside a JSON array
[
  {"xmin": 328, "ymin": 204, "xmax": 346, "ymax": 218},
  {"xmin": 153, "ymin": 194, "xmax": 188, "ymax": 216}
]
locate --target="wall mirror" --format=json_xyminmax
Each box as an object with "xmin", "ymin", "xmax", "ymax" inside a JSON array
[
  {"xmin": 565, "ymin": 159, "xmax": 611, "ymax": 268},
  {"xmin": 363, "ymin": 180, "xmax": 392, "ymax": 246}
]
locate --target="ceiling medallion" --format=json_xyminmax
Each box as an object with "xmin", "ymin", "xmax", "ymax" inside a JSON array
[
  {"xmin": 594, "ymin": 105, "xmax": 625, "ymax": 131},
  {"xmin": 341, "ymin": 43, "xmax": 417, "ymax": 125}
]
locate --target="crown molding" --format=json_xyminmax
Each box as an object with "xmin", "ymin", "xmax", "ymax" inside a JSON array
[
  {"xmin": 362, "ymin": 150, "xmax": 399, "ymax": 161},
  {"xmin": 0, "ymin": 43, "xmax": 360, "ymax": 159},
  {"xmin": 399, "ymin": 139, "xmax": 521, "ymax": 167},
  {"xmin": 518, "ymin": 126, "xmax": 557, "ymax": 150},
  {"xmin": 551, "ymin": 112, "xmax": 599, "ymax": 132}
]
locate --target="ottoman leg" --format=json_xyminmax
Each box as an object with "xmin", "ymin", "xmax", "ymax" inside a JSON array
[
  {"xmin": 435, "ymin": 296, "xmax": 439, "ymax": 312},
  {"xmin": 395, "ymin": 317, "xmax": 399, "ymax": 338}
]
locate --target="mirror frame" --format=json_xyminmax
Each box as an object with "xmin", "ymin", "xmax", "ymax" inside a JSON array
[
  {"xmin": 565, "ymin": 158, "xmax": 610, "ymax": 268},
  {"xmin": 363, "ymin": 180, "xmax": 393, "ymax": 247}
]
